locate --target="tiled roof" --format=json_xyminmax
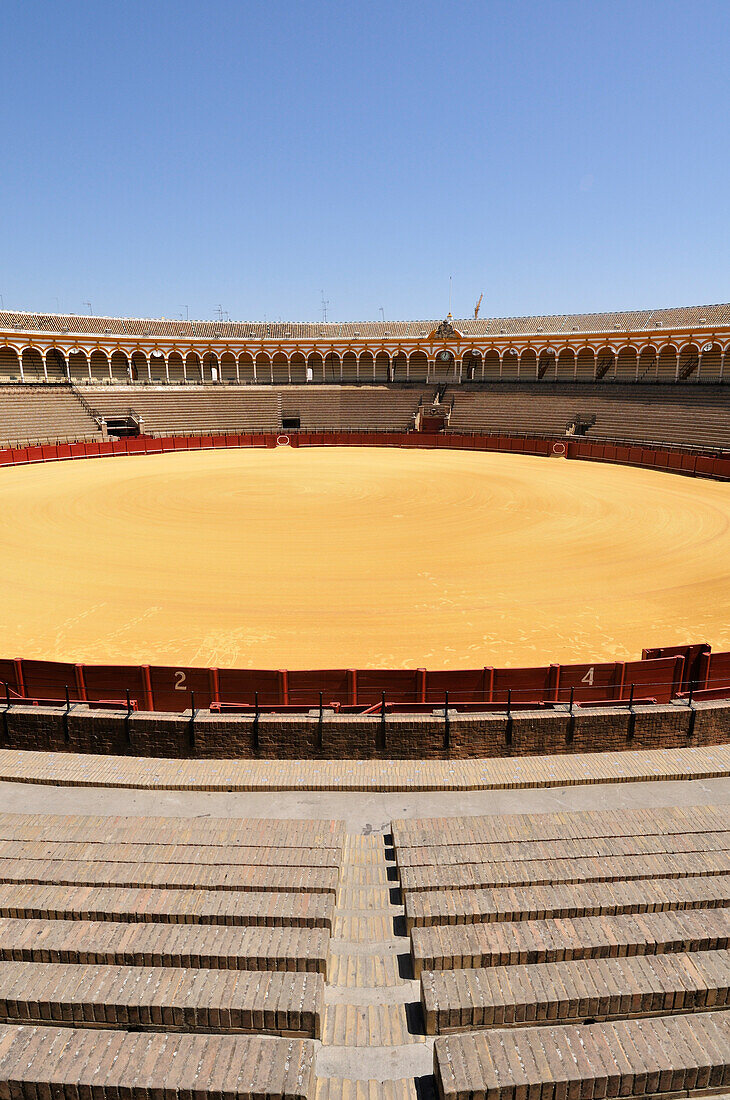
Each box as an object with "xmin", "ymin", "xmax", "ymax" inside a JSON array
[{"xmin": 1, "ymin": 303, "xmax": 729, "ymax": 340}]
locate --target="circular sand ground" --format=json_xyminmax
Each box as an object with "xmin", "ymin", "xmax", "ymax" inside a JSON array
[{"xmin": 0, "ymin": 447, "xmax": 728, "ymax": 669}]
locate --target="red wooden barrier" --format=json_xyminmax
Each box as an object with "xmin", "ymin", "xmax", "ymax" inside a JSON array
[
  {"xmin": 355, "ymin": 669, "xmax": 422, "ymax": 704},
  {"xmin": 0, "ymin": 648, "xmax": 724, "ymax": 712},
  {"xmin": 0, "ymin": 660, "xmax": 21, "ymax": 697},
  {"xmin": 425, "ymin": 668, "xmax": 492, "ymax": 703},
  {"xmin": 288, "ymin": 669, "xmax": 351, "ymax": 706},
  {"xmin": 217, "ymin": 668, "xmax": 281, "ymax": 706},
  {"xmin": 620, "ymin": 656, "xmax": 684, "ymax": 703},
  {"xmin": 148, "ymin": 664, "xmax": 213, "ymax": 712},
  {"xmin": 642, "ymin": 644, "xmax": 711, "ymax": 692},
  {"xmin": 2, "ymin": 430, "xmax": 722, "ymax": 479},
  {"xmin": 19, "ymin": 659, "xmax": 82, "ymax": 701},
  {"xmin": 705, "ymin": 651, "xmax": 730, "ymax": 695},
  {"xmin": 552, "ymin": 661, "xmax": 624, "ymax": 703},
  {"xmin": 81, "ymin": 664, "xmax": 150, "ymax": 709}
]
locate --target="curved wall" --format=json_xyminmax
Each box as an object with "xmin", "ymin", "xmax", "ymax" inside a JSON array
[{"xmin": 1, "ymin": 697, "xmax": 728, "ymax": 761}]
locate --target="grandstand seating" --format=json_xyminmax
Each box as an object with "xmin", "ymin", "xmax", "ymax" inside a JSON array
[
  {"xmin": 446, "ymin": 383, "xmax": 730, "ymax": 449},
  {"xmin": 0, "ymin": 812, "xmax": 344, "ymax": 1055},
  {"xmin": 279, "ymin": 385, "xmax": 431, "ymax": 430},
  {"xmin": 0, "ymin": 381, "xmax": 729, "ymax": 449},
  {"xmin": 82, "ymin": 384, "xmax": 429, "ymax": 435},
  {"xmin": 392, "ymin": 804, "xmax": 730, "ymax": 1098},
  {"xmin": 85, "ymin": 384, "xmax": 281, "ymax": 433},
  {"xmin": 0, "ymin": 384, "xmax": 100, "ymax": 447},
  {"xmin": 0, "ymin": 789, "xmax": 727, "ymax": 1100}
]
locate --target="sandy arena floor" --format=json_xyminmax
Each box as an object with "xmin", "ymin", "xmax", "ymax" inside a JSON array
[{"xmin": 0, "ymin": 446, "xmax": 728, "ymax": 670}]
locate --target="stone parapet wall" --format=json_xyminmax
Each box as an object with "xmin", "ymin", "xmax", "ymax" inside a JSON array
[{"xmin": 1, "ymin": 699, "xmax": 727, "ymax": 761}]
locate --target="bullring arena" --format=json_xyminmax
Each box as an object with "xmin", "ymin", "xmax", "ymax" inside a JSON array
[
  {"xmin": 2, "ymin": 446, "xmax": 730, "ymax": 670},
  {"xmin": 0, "ymin": 305, "xmax": 728, "ymax": 1100}
]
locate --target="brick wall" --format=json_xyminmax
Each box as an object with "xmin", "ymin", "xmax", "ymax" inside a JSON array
[{"xmin": 1, "ymin": 700, "xmax": 727, "ymax": 759}]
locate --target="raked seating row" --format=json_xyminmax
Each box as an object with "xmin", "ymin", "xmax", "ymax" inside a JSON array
[
  {"xmin": 0, "ymin": 1024, "xmax": 315, "ymax": 1100},
  {"xmin": 391, "ymin": 804, "xmax": 728, "ymax": 848},
  {"xmin": 3, "ymin": 380, "xmax": 728, "ymax": 450},
  {"xmin": 0, "ymin": 837, "xmax": 342, "ymax": 867},
  {"xmin": 399, "ymin": 850, "xmax": 730, "ymax": 892},
  {"xmin": 435, "ymin": 1011, "xmax": 730, "ymax": 1100},
  {"xmin": 411, "ymin": 908, "xmax": 730, "ymax": 976},
  {"xmin": 404, "ymin": 871, "xmax": 730, "ymax": 930},
  {"xmin": 422, "ymin": 948, "xmax": 729, "ymax": 1033},
  {"xmin": 395, "ymin": 827, "xmax": 730, "ymax": 866},
  {"xmin": 0, "ymin": 917, "xmax": 329, "ymax": 972},
  {"xmin": 0, "ymin": 857, "xmax": 339, "ymax": 893},
  {"xmin": 0, "ymin": 882, "xmax": 335, "ymax": 927},
  {"xmin": 6, "ymin": 849, "xmax": 728, "ymax": 897},
  {"xmin": 0, "ymin": 960, "xmax": 323, "ymax": 1036},
  {"xmin": 0, "ymin": 812, "xmax": 346, "ymax": 848}
]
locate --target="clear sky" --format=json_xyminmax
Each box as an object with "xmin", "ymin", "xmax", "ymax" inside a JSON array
[{"xmin": 2, "ymin": 0, "xmax": 728, "ymax": 322}]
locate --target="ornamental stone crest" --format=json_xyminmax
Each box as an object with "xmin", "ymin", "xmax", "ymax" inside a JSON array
[{"xmin": 435, "ymin": 318, "xmax": 457, "ymax": 339}]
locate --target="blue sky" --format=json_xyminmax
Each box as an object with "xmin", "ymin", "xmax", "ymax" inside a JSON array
[{"xmin": 1, "ymin": 0, "xmax": 728, "ymax": 322}]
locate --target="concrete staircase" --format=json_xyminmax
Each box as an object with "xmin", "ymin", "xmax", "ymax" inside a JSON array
[{"xmin": 315, "ymin": 832, "xmax": 434, "ymax": 1099}]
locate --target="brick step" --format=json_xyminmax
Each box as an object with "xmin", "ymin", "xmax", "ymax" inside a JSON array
[
  {"xmin": 434, "ymin": 1010, "xmax": 730, "ymax": 1100},
  {"xmin": 392, "ymin": 805, "xmax": 727, "ymax": 850},
  {"xmin": 395, "ymin": 830, "xmax": 730, "ymax": 867},
  {"xmin": 327, "ymin": 951, "xmax": 407, "ymax": 988},
  {"xmin": 0, "ymin": 838, "xmax": 342, "ymax": 868},
  {"xmin": 404, "ymin": 873, "xmax": 730, "ymax": 930},
  {"xmin": 0, "ymin": 916, "xmax": 329, "ymax": 972},
  {"xmin": 0, "ymin": 1023, "xmax": 315, "ymax": 1100},
  {"xmin": 421, "ymin": 948, "xmax": 730, "ymax": 1033},
  {"xmin": 0, "ymin": 812, "xmax": 346, "ymax": 850},
  {"xmin": 399, "ymin": 850, "xmax": 730, "ymax": 892},
  {"xmin": 0, "ymin": 856, "xmax": 339, "ymax": 894},
  {"xmin": 337, "ymin": 887, "xmax": 393, "ymax": 909},
  {"xmin": 321, "ymin": 1003, "xmax": 426, "ymax": 1046},
  {"xmin": 0, "ymin": 882, "xmax": 335, "ymax": 928},
  {"xmin": 333, "ymin": 914, "xmax": 396, "ymax": 942},
  {"xmin": 338, "ymin": 867, "xmax": 391, "ymax": 885},
  {"xmin": 0, "ymin": 960, "xmax": 324, "ymax": 1037},
  {"xmin": 411, "ymin": 907, "xmax": 730, "ymax": 976},
  {"xmin": 315, "ymin": 1077, "xmax": 419, "ymax": 1100}
]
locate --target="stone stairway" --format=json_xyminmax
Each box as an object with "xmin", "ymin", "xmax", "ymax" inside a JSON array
[{"xmin": 315, "ymin": 832, "xmax": 435, "ymax": 1099}]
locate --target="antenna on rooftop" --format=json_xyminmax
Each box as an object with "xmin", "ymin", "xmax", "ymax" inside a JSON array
[
  {"xmin": 214, "ymin": 305, "xmax": 224, "ymax": 322},
  {"xmin": 448, "ymin": 276, "xmax": 452, "ymax": 318},
  {"xmin": 379, "ymin": 307, "xmax": 384, "ymax": 322},
  {"xmin": 179, "ymin": 305, "xmax": 189, "ymax": 320},
  {"xmin": 84, "ymin": 302, "xmax": 93, "ymax": 316},
  {"xmin": 320, "ymin": 292, "xmax": 329, "ymax": 323}
]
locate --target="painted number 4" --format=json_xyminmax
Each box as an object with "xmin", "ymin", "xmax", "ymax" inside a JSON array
[{"xmin": 581, "ymin": 667, "xmax": 594, "ymax": 686}]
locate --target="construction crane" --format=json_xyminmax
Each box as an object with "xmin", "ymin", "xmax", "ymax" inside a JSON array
[{"xmin": 474, "ymin": 294, "xmax": 483, "ymax": 319}]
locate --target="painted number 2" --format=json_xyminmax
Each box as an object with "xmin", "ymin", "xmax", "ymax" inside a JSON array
[
  {"xmin": 581, "ymin": 667, "xmax": 595, "ymax": 686},
  {"xmin": 174, "ymin": 671, "xmax": 187, "ymax": 691}
]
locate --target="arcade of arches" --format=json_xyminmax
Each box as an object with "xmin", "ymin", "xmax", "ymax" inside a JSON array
[{"xmin": 0, "ymin": 342, "xmax": 727, "ymax": 384}]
